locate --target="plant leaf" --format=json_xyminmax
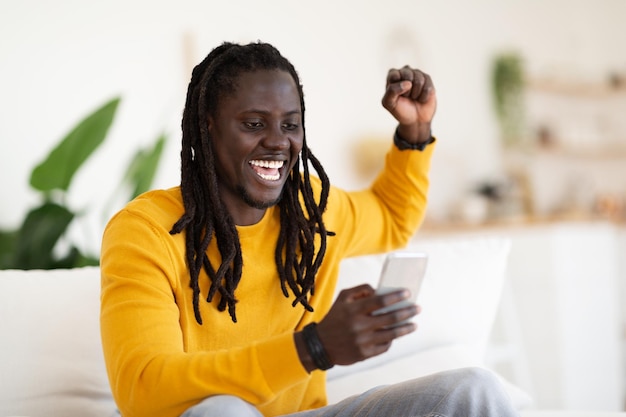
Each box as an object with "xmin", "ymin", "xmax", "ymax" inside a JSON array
[
  {"xmin": 0, "ymin": 229, "xmax": 18, "ymax": 269},
  {"xmin": 13, "ymin": 202, "xmax": 74, "ymax": 269},
  {"xmin": 30, "ymin": 97, "xmax": 121, "ymax": 192},
  {"xmin": 70, "ymin": 250, "xmax": 100, "ymax": 268},
  {"xmin": 123, "ymin": 134, "xmax": 167, "ymax": 199},
  {"xmin": 50, "ymin": 246, "xmax": 81, "ymax": 270}
]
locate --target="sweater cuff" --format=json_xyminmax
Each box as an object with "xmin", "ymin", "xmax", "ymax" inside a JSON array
[{"xmin": 257, "ymin": 331, "xmax": 310, "ymax": 393}]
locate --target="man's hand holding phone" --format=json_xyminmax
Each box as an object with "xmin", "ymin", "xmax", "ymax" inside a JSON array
[
  {"xmin": 372, "ymin": 251, "xmax": 428, "ymax": 328},
  {"xmin": 310, "ymin": 251, "xmax": 428, "ymax": 367}
]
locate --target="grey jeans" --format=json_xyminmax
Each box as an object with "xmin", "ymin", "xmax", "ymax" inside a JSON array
[{"xmin": 180, "ymin": 367, "xmax": 521, "ymax": 417}]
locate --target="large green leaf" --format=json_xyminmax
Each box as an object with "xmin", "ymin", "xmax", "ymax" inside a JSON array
[
  {"xmin": 13, "ymin": 202, "xmax": 74, "ymax": 269},
  {"xmin": 30, "ymin": 97, "xmax": 121, "ymax": 192},
  {"xmin": 123, "ymin": 134, "xmax": 166, "ymax": 199}
]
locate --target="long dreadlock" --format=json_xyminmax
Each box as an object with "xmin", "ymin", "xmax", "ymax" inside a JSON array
[{"xmin": 170, "ymin": 41, "xmax": 333, "ymax": 324}]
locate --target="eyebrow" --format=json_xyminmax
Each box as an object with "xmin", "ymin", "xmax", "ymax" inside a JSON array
[{"xmin": 243, "ymin": 109, "xmax": 301, "ymax": 117}]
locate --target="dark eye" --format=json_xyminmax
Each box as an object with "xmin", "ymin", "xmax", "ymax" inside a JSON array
[
  {"xmin": 243, "ymin": 120, "xmax": 263, "ymax": 130},
  {"xmin": 282, "ymin": 122, "xmax": 300, "ymax": 131}
]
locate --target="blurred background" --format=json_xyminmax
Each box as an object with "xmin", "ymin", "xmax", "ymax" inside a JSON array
[
  {"xmin": 2, "ymin": 0, "xmax": 626, "ymax": 244},
  {"xmin": 1, "ymin": 0, "xmax": 624, "ymax": 412}
]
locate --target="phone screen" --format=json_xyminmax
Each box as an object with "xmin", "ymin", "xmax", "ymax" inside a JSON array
[{"xmin": 373, "ymin": 251, "xmax": 428, "ymax": 316}]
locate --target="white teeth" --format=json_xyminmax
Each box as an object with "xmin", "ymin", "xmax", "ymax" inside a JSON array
[
  {"xmin": 249, "ymin": 159, "xmax": 284, "ymax": 181},
  {"xmin": 249, "ymin": 160, "xmax": 285, "ymax": 169},
  {"xmin": 258, "ymin": 172, "xmax": 280, "ymax": 181}
]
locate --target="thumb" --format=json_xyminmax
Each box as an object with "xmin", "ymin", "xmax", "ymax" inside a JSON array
[{"xmin": 382, "ymin": 80, "xmax": 412, "ymax": 110}]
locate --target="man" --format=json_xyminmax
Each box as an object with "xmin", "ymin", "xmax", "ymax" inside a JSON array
[{"xmin": 100, "ymin": 41, "xmax": 519, "ymax": 417}]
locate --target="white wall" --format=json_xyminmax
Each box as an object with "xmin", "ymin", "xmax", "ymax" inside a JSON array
[{"xmin": 1, "ymin": 0, "xmax": 625, "ymax": 254}]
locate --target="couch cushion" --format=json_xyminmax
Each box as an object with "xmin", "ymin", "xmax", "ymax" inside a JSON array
[
  {"xmin": 328, "ymin": 235, "xmax": 511, "ymax": 380},
  {"xmin": 0, "ymin": 236, "xmax": 510, "ymax": 416},
  {"xmin": 0, "ymin": 267, "xmax": 117, "ymax": 417}
]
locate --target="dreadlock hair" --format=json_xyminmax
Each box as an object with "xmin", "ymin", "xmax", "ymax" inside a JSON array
[{"xmin": 170, "ymin": 41, "xmax": 333, "ymax": 324}]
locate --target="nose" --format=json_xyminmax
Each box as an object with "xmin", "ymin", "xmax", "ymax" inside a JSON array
[{"xmin": 262, "ymin": 123, "xmax": 290, "ymax": 150}]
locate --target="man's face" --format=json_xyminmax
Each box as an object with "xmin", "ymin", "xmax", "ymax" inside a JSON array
[{"xmin": 208, "ymin": 69, "xmax": 304, "ymax": 225}]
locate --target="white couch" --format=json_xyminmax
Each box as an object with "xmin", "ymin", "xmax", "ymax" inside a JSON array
[{"xmin": 1, "ymin": 235, "xmax": 623, "ymax": 417}]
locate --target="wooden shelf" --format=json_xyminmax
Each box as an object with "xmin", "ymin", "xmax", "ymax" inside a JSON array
[
  {"xmin": 420, "ymin": 215, "xmax": 626, "ymax": 236},
  {"xmin": 503, "ymin": 145, "xmax": 626, "ymax": 160},
  {"xmin": 527, "ymin": 78, "xmax": 626, "ymax": 98}
]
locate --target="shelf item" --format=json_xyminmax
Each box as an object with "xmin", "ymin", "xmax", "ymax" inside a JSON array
[{"xmin": 519, "ymin": 76, "xmax": 626, "ymax": 154}]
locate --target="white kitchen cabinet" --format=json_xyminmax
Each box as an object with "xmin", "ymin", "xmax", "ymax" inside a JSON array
[{"xmin": 423, "ymin": 221, "xmax": 624, "ymax": 411}]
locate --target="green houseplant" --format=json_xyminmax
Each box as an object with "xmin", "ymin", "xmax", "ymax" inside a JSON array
[
  {"xmin": 0, "ymin": 97, "xmax": 165, "ymax": 270},
  {"xmin": 491, "ymin": 52, "xmax": 526, "ymax": 147}
]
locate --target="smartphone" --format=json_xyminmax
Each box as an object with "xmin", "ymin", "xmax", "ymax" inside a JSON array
[{"xmin": 372, "ymin": 251, "xmax": 428, "ymax": 319}]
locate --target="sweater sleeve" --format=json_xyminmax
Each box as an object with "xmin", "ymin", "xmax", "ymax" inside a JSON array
[
  {"xmin": 329, "ymin": 141, "xmax": 435, "ymax": 257},
  {"xmin": 100, "ymin": 208, "xmax": 310, "ymax": 417}
]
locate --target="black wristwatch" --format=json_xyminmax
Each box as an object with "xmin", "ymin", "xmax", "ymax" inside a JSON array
[{"xmin": 393, "ymin": 128, "xmax": 436, "ymax": 151}]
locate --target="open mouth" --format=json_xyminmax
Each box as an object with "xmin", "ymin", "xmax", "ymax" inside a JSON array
[{"xmin": 249, "ymin": 159, "xmax": 285, "ymax": 181}]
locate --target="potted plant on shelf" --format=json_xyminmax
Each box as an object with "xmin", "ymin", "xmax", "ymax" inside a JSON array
[{"xmin": 491, "ymin": 52, "xmax": 526, "ymax": 148}]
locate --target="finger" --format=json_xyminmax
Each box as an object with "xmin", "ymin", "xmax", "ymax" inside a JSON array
[
  {"xmin": 381, "ymin": 80, "xmax": 410, "ymax": 110},
  {"xmin": 385, "ymin": 321, "xmax": 417, "ymax": 339},
  {"xmin": 371, "ymin": 288, "xmax": 411, "ymax": 312},
  {"xmin": 376, "ymin": 302, "xmax": 419, "ymax": 326},
  {"xmin": 406, "ymin": 69, "xmax": 436, "ymax": 103},
  {"xmin": 367, "ymin": 340, "xmax": 393, "ymax": 357},
  {"xmin": 385, "ymin": 68, "xmax": 403, "ymax": 85},
  {"xmin": 416, "ymin": 73, "xmax": 435, "ymax": 103},
  {"xmin": 398, "ymin": 65, "xmax": 415, "ymax": 83},
  {"xmin": 365, "ymin": 321, "xmax": 417, "ymax": 350},
  {"xmin": 409, "ymin": 70, "xmax": 426, "ymax": 100},
  {"xmin": 336, "ymin": 284, "xmax": 375, "ymax": 302},
  {"xmin": 398, "ymin": 66, "xmax": 416, "ymax": 98}
]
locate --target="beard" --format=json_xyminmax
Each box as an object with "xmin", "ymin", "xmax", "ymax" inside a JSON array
[{"xmin": 235, "ymin": 184, "xmax": 284, "ymax": 210}]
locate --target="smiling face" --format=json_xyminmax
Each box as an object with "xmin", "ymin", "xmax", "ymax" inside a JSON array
[{"xmin": 208, "ymin": 69, "xmax": 304, "ymax": 225}]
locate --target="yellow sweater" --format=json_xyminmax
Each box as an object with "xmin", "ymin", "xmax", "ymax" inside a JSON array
[{"xmin": 100, "ymin": 143, "xmax": 434, "ymax": 417}]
